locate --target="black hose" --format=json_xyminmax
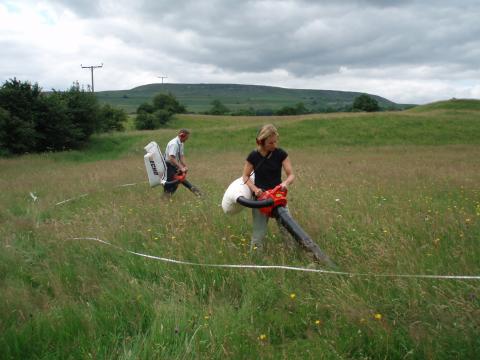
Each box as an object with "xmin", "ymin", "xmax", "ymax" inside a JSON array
[
  {"xmin": 274, "ymin": 206, "xmax": 337, "ymax": 268},
  {"xmin": 181, "ymin": 179, "xmax": 202, "ymax": 196},
  {"xmin": 237, "ymin": 196, "xmax": 274, "ymax": 208},
  {"xmin": 163, "ymin": 179, "xmax": 180, "ymax": 186}
]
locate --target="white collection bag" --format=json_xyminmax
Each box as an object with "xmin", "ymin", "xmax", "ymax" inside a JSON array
[
  {"xmin": 144, "ymin": 141, "xmax": 167, "ymax": 187},
  {"xmin": 221, "ymin": 175, "xmax": 254, "ymax": 214}
]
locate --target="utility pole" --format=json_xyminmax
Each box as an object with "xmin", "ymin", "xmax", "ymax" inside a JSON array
[
  {"xmin": 157, "ymin": 76, "xmax": 168, "ymax": 84},
  {"xmin": 81, "ymin": 63, "xmax": 103, "ymax": 92}
]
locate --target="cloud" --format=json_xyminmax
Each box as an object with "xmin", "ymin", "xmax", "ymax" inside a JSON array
[{"xmin": 1, "ymin": 0, "xmax": 480, "ymax": 104}]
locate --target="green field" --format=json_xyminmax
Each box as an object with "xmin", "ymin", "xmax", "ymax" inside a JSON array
[
  {"xmin": 1, "ymin": 99, "xmax": 479, "ymax": 358},
  {"xmin": 96, "ymin": 83, "xmax": 412, "ymax": 114}
]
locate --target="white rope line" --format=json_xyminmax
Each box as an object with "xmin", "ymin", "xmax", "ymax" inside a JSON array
[
  {"xmin": 54, "ymin": 182, "xmax": 144, "ymax": 206},
  {"xmin": 72, "ymin": 237, "xmax": 480, "ymax": 280},
  {"xmin": 114, "ymin": 183, "xmax": 140, "ymax": 188},
  {"xmin": 55, "ymin": 194, "xmax": 88, "ymax": 206}
]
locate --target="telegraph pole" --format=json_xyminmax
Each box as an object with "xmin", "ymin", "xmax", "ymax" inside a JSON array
[
  {"xmin": 157, "ymin": 76, "xmax": 168, "ymax": 84},
  {"xmin": 81, "ymin": 63, "xmax": 103, "ymax": 92}
]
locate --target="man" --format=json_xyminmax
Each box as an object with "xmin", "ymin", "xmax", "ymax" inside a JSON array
[{"xmin": 164, "ymin": 129, "xmax": 190, "ymax": 195}]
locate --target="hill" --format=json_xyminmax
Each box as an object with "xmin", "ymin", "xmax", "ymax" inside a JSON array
[
  {"xmin": 96, "ymin": 83, "xmax": 414, "ymax": 114},
  {"xmin": 408, "ymin": 98, "xmax": 480, "ymax": 112}
]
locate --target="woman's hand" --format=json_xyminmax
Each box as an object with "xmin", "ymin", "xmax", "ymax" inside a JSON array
[
  {"xmin": 254, "ymin": 188, "xmax": 263, "ymax": 197},
  {"xmin": 280, "ymin": 182, "xmax": 288, "ymax": 190}
]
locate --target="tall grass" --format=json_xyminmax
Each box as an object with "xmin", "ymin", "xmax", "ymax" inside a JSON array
[{"xmin": 1, "ymin": 107, "xmax": 479, "ymax": 358}]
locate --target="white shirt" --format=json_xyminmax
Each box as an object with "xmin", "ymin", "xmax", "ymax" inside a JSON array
[{"xmin": 164, "ymin": 136, "xmax": 184, "ymax": 164}]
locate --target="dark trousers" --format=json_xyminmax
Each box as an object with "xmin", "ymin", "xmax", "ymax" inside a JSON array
[{"xmin": 164, "ymin": 162, "xmax": 179, "ymax": 194}]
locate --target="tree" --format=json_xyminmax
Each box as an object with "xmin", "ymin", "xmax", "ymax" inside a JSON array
[
  {"xmin": 353, "ymin": 94, "xmax": 380, "ymax": 112},
  {"xmin": 0, "ymin": 106, "xmax": 37, "ymax": 154},
  {"xmin": 97, "ymin": 104, "xmax": 127, "ymax": 132},
  {"xmin": 34, "ymin": 93, "xmax": 78, "ymax": 151},
  {"xmin": 0, "ymin": 79, "xmax": 41, "ymax": 153},
  {"xmin": 0, "ymin": 79, "xmax": 125, "ymax": 155},
  {"xmin": 134, "ymin": 112, "xmax": 156, "ymax": 130},
  {"xmin": 255, "ymin": 108, "xmax": 274, "ymax": 116},
  {"xmin": 276, "ymin": 102, "xmax": 309, "ymax": 115},
  {"xmin": 232, "ymin": 107, "xmax": 255, "ymax": 116},
  {"xmin": 152, "ymin": 93, "xmax": 186, "ymax": 114},
  {"xmin": 208, "ymin": 99, "xmax": 230, "ymax": 115},
  {"xmin": 153, "ymin": 109, "xmax": 171, "ymax": 126},
  {"xmin": 137, "ymin": 102, "xmax": 154, "ymax": 114},
  {"xmin": 59, "ymin": 82, "xmax": 99, "ymax": 141},
  {"xmin": 135, "ymin": 92, "xmax": 186, "ymax": 130}
]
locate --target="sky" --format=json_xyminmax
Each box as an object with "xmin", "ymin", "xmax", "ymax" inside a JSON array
[{"xmin": 1, "ymin": 0, "xmax": 479, "ymax": 105}]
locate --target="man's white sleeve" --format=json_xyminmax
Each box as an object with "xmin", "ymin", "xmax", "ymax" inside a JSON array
[{"xmin": 166, "ymin": 142, "xmax": 178, "ymax": 158}]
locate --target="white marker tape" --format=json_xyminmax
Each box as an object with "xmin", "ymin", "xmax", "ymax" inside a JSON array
[
  {"xmin": 55, "ymin": 194, "xmax": 88, "ymax": 206},
  {"xmin": 72, "ymin": 237, "xmax": 480, "ymax": 280},
  {"xmin": 54, "ymin": 182, "xmax": 145, "ymax": 206}
]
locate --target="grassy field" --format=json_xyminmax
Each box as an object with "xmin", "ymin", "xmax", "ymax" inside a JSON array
[{"xmin": 1, "ymin": 100, "xmax": 479, "ymax": 359}]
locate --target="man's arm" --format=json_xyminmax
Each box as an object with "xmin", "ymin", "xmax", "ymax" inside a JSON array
[
  {"xmin": 179, "ymin": 155, "xmax": 188, "ymax": 172},
  {"xmin": 168, "ymin": 155, "xmax": 187, "ymax": 173}
]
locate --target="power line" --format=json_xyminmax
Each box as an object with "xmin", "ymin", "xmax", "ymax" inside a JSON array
[
  {"xmin": 157, "ymin": 76, "xmax": 168, "ymax": 84},
  {"xmin": 81, "ymin": 63, "xmax": 103, "ymax": 92}
]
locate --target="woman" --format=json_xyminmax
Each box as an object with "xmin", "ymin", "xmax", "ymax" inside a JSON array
[{"xmin": 242, "ymin": 124, "xmax": 295, "ymax": 250}]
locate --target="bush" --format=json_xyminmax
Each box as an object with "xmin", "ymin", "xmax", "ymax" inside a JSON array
[
  {"xmin": 276, "ymin": 102, "xmax": 309, "ymax": 115},
  {"xmin": 153, "ymin": 109, "xmax": 171, "ymax": 126},
  {"xmin": 137, "ymin": 102, "xmax": 154, "ymax": 114},
  {"xmin": 232, "ymin": 107, "xmax": 255, "ymax": 116},
  {"xmin": 255, "ymin": 108, "xmax": 274, "ymax": 116},
  {"xmin": 153, "ymin": 93, "xmax": 186, "ymax": 114},
  {"xmin": 59, "ymin": 82, "xmax": 99, "ymax": 142},
  {"xmin": 135, "ymin": 92, "xmax": 186, "ymax": 130},
  {"xmin": 207, "ymin": 99, "xmax": 230, "ymax": 115},
  {"xmin": 97, "ymin": 104, "xmax": 127, "ymax": 132},
  {"xmin": 134, "ymin": 112, "xmax": 156, "ymax": 130},
  {"xmin": 0, "ymin": 106, "xmax": 37, "ymax": 154},
  {"xmin": 0, "ymin": 79, "xmax": 42, "ymax": 154},
  {"xmin": 34, "ymin": 93, "xmax": 79, "ymax": 151},
  {"xmin": 353, "ymin": 94, "xmax": 380, "ymax": 112}
]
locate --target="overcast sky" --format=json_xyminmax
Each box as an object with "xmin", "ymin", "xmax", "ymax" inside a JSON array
[{"xmin": 1, "ymin": 0, "xmax": 479, "ymax": 104}]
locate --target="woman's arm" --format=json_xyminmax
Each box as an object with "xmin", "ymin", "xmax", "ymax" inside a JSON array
[
  {"xmin": 242, "ymin": 161, "xmax": 263, "ymax": 197},
  {"xmin": 280, "ymin": 157, "xmax": 295, "ymax": 190}
]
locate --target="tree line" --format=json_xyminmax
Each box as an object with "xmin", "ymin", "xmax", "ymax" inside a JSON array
[
  {"xmin": 0, "ymin": 79, "xmax": 127, "ymax": 155},
  {"xmin": 133, "ymin": 93, "xmax": 382, "ymax": 123},
  {"xmin": 197, "ymin": 94, "xmax": 381, "ymax": 116}
]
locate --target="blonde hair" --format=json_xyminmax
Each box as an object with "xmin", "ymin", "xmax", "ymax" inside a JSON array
[{"xmin": 256, "ymin": 124, "xmax": 279, "ymax": 149}]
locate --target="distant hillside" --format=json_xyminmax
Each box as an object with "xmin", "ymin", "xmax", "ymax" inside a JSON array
[
  {"xmin": 96, "ymin": 83, "xmax": 413, "ymax": 114},
  {"xmin": 408, "ymin": 98, "xmax": 480, "ymax": 112}
]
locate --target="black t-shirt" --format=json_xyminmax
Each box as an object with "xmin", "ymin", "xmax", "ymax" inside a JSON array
[{"xmin": 246, "ymin": 148, "xmax": 288, "ymax": 190}]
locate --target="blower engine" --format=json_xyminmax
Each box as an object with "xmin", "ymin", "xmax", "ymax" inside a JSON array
[
  {"xmin": 144, "ymin": 141, "xmax": 201, "ymax": 196},
  {"xmin": 222, "ymin": 179, "xmax": 335, "ymax": 267}
]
